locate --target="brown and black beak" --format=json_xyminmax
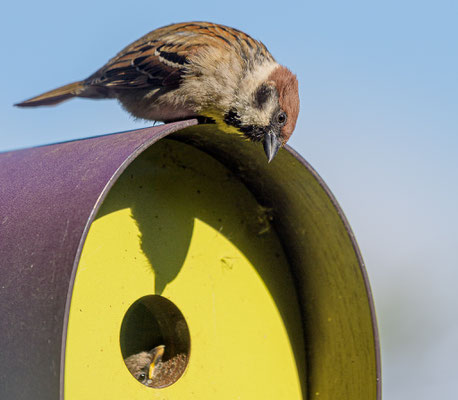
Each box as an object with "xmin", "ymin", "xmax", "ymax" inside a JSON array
[{"xmin": 263, "ymin": 131, "xmax": 282, "ymax": 162}]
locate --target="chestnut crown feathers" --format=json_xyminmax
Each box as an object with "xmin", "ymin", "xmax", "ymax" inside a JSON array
[{"xmin": 268, "ymin": 66, "xmax": 299, "ymax": 142}]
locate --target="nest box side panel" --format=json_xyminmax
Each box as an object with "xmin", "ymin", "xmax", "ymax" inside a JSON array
[{"xmin": 64, "ymin": 139, "xmax": 306, "ymax": 399}]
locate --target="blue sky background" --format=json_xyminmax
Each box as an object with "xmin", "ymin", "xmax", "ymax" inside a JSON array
[{"xmin": 1, "ymin": 1, "xmax": 457, "ymax": 398}]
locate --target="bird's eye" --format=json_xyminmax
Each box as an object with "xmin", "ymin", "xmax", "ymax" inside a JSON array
[
  {"xmin": 138, "ymin": 373, "xmax": 146, "ymax": 381},
  {"xmin": 277, "ymin": 112, "xmax": 287, "ymax": 125}
]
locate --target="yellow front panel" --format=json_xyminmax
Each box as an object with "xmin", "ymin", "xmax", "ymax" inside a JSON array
[{"xmin": 65, "ymin": 139, "xmax": 306, "ymax": 399}]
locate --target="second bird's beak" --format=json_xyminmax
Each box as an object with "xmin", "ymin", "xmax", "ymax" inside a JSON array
[
  {"xmin": 263, "ymin": 131, "xmax": 282, "ymax": 163},
  {"xmin": 148, "ymin": 345, "xmax": 165, "ymax": 379}
]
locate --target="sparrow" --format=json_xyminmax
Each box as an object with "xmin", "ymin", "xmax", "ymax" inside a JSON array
[
  {"xmin": 124, "ymin": 344, "xmax": 165, "ymax": 387},
  {"xmin": 15, "ymin": 22, "xmax": 300, "ymax": 161}
]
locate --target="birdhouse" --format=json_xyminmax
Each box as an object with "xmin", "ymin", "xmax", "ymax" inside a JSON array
[{"xmin": 0, "ymin": 120, "xmax": 380, "ymax": 399}]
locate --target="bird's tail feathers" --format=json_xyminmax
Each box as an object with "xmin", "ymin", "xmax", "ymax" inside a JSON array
[{"xmin": 14, "ymin": 81, "xmax": 86, "ymax": 107}]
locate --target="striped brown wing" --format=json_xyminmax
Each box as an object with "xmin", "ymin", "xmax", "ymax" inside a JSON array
[
  {"xmin": 83, "ymin": 22, "xmax": 273, "ymax": 92},
  {"xmin": 85, "ymin": 40, "xmax": 192, "ymax": 90}
]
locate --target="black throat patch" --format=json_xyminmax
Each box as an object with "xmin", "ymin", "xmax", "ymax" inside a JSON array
[{"xmin": 223, "ymin": 109, "xmax": 266, "ymax": 142}]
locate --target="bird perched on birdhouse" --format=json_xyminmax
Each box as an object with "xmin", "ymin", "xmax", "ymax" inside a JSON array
[{"xmin": 16, "ymin": 22, "xmax": 299, "ymax": 162}]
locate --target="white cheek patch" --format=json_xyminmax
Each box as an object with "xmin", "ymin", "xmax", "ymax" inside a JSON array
[{"xmin": 234, "ymin": 62, "xmax": 279, "ymax": 127}]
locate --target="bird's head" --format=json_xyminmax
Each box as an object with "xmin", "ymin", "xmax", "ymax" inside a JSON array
[
  {"xmin": 124, "ymin": 345, "xmax": 165, "ymax": 387},
  {"xmin": 223, "ymin": 65, "xmax": 300, "ymax": 162}
]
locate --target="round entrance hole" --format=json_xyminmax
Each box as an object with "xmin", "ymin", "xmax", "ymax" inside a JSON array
[{"xmin": 120, "ymin": 295, "xmax": 190, "ymax": 388}]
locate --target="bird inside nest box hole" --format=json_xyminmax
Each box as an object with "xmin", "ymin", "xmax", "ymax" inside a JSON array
[
  {"xmin": 124, "ymin": 345, "xmax": 166, "ymax": 388},
  {"xmin": 119, "ymin": 294, "xmax": 191, "ymax": 389},
  {"xmin": 15, "ymin": 22, "xmax": 299, "ymax": 162}
]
